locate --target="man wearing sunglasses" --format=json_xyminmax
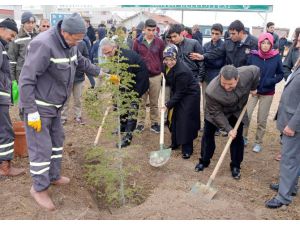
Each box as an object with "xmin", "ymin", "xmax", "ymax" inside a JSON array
[
  {"xmin": 18, "ymin": 13, "xmax": 102, "ymax": 211},
  {"xmin": 39, "ymin": 18, "xmax": 51, "ymax": 33}
]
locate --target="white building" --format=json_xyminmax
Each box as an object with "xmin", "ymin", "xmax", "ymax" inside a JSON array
[
  {"xmin": 0, "ymin": 5, "xmax": 124, "ymax": 28},
  {"xmin": 120, "ymin": 11, "xmax": 179, "ymax": 34}
]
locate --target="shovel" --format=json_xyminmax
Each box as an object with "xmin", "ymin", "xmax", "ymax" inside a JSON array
[
  {"xmin": 93, "ymin": 106, "xmax": 111, "ymax": 146},
  {"xmin": 149, "ymin": 76, "xmax": 171, "ymax": 167},
  {"xmin": 191, "ymin": 104, "xmax": 247, "ymax": 200}
]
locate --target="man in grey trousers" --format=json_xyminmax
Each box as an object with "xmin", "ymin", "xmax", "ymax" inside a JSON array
[
  {"xmin": 19, "ymin": 13, "xmax": 101, "ymax": 211},
  {"xmin": 0, "ymin": 18, "xmax": 25, "ymax": 176},
  {"xmin": 265, "ymin": 62, "xmax": 300, "ymax": 208}
]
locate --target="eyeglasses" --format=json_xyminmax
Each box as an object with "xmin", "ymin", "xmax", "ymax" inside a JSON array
[
  {"xmin": 42, "ymin": 25, "xmax": 50, "ymax": 28},
  {"xmin": 103, "ymin": 47, "xmax": 115, "ymax": 56}
]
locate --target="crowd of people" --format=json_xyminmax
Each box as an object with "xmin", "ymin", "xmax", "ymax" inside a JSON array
[{"xmin": 0, "ymin": 11, "xmax": 299, "ymax": 211}]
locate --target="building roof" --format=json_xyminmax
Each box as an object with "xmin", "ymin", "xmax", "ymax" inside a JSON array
[
  {"xmin": 252, "ymin": 26, "xmax": 290, "ymax": 38},
  {"xmin": 122, "ymin": 11, "xmax": 179, "ymax": 25},
  {"xmin": 0, "ymin": 9, "xmax": 14, "ymax": 19}
]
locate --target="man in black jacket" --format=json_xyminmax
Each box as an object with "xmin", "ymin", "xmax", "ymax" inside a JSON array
[
  {"xmin": 278, "ymin": 33, "xmax": 288, "ymax": 58},
  {"xmin": 168, "ymin": 24, "xmax": 206, "ymax": 83},
  {"xmin": 196, "ymin": 20, "xmax": 258, "ymax": 68},
  {"xmin": 192, "ymin": 24, "xmax": 203, "ymax": 46},
  {"xmin": 168, "ymin": 24, "xmax": 205, "ymax": 130},
  {"xmin": 84, "ymin": 18, "xmax": 96, "ymax": 46},
  {"xmin": 100, "ymin": 38, "xmax": 149, "ymax": 148},
  {"xmin": 266, "ymin": 22, "xmax": 279, "ymax": 50},
  {"xmin": 202, "ymin": 23, "xmax": 225, "ymax": 108}
]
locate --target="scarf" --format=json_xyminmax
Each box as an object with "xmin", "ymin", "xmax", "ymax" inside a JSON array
[{"xmin": 251, "ymin": 32, "xmax": 279, "ymax": 59}]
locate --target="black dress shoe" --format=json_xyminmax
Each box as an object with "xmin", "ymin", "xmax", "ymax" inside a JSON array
[
  {"xmin": 270, "ymin": 183, "xmax": 279, "ymax": 191},
  {"xmin": 112, "ymin": 125, "xmax": 126, "ymax": 135},
  {"xmin": 116, "ymin": 134, "xmax": 132, "ymax": 148},
  {"xmin": 168, "ymin": 144, "xmax": 180, "ymax": 150},
  {"xmin": 116, "ymin": 139, "xmax": 131, "ymax": 148},
  {"xmin": 265, "ymin": 197, "xmax": 288, "ymax": 209},
  {"xmin": 195, "ymin": 163, "xmax": 207, "ymax": 172},
  {"xmin": 231, "ymin": 167, "xmax": 241, "ymax": 180},
  {"xmin": 182, "ymin": 153, "xmax": 191, "ymax": 159},
  {"xmin": 270, "ymin": 183, "xmax": 297, "ymax": 196},
  {"xmin": 214, "ymin": 131, "xmax": 220, "ymax": 136},
  {"xmin": 112, "ymin": 129, "xmax": 124, "ymax": 135}
]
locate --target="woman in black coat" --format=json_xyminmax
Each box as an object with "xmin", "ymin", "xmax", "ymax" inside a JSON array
[{"xmin": 163, "ymin": 44, "xmax": 200, "ymax": 159}]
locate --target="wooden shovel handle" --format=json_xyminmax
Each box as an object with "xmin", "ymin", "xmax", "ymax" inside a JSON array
[
  {"xmin": 93, "ymin": 106, "xmax": 110, "ymax": 146},
  {"xmin": 160, "ymin": 75, "xmax": 166, "ymax": 146},
  {"xmin": 206, "ymin": 104, "xmax": 247, "ymax": 187}
]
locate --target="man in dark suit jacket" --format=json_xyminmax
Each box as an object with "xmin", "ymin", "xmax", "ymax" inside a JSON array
[
  {"xmin": 266, "ymin": 63, "xmax": 300, "ymax": 208},
  {"xmin": 100, "ymin": 38, "xmax": 149, "ymax": 148}
]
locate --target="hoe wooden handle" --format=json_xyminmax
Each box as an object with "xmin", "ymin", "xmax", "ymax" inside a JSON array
[
  {"xmin": 206, "ymin": 104, "xmax": 247, "ymax": 187},
  {"xmin": 94, "ymin": 106, "xmax": 110, "ymax": 146},
  {"xmin": 160, "ymin": 75, "xmax": 166, "ymax": 146}
]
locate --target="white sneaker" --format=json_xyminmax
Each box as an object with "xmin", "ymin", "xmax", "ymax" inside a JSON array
[{"xmin": 252, "ymin": 144, "xmax": 262, "ymax": 153}]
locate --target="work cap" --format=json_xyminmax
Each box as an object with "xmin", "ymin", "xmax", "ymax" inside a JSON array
[
  {"xmin": 61, "ymin": 13, "xmax": 86, "ymax": 34},
  {"xmin": 21, "ymin": 11, "xmax": 35, "ymax": 24},
  {"xmin": 0, "ymin": 18, "xmax": 18, "ymax": 33}
]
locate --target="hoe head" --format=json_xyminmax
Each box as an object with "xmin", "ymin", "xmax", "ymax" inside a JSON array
[{"xmin": 190, "ymin": 181, "xmax": 218, "ymax": 201}]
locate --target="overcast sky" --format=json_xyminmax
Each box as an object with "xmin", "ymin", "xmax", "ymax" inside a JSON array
[
  {"xmin": 6, "ymin": 0, "xmax": 297, "ymax": 38},
  {"xmin": 175, "ymin": 1, "xmax": 296, "ymax": 35},
  {"xmin": 112, "ymin": 0, "xmax": 296, "ymax": 38}
]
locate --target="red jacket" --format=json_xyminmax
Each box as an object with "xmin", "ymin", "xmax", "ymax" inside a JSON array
[{"xmin": 133, "ymin": 35, "xmax": 164, "ymax": 76}]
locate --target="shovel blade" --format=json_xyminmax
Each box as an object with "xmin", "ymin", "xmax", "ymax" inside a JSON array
[
  {"xmin": 149, "ymin": 148, "xmax": 171, "ymax": 167},
  {"xmin": 190, "ymin": 182, "xmax": 218, "ymax": 201}
]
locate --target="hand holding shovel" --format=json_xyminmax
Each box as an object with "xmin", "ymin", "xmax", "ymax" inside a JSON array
[{"xmin": 191, "ymin": 104, "xmax": 248, "ymax": 200}]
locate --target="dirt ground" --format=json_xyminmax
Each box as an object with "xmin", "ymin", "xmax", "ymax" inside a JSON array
[{"xmin": 1, "ymin": 80, "xmax": 300, "ymax": 220}]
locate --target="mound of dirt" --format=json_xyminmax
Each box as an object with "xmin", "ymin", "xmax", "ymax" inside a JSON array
[{"xmin": 1, "ymin": 81, "xmax": 300, "ymax": 219}]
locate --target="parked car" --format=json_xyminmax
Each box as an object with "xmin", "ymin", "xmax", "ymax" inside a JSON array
[{"xmin": 200, "ymin": 25, "xmax": 250, "ymax": 45}]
